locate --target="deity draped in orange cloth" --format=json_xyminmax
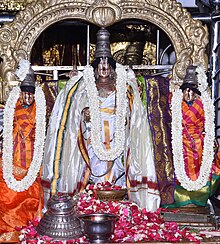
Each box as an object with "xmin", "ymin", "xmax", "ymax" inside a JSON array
[
  {"xmin": 0, "ymin": 60, "xmax": 45, "ymax": 242},
  {"xmin": 164, "ymin": 65, "xmax": 220, "ymax": 208}
]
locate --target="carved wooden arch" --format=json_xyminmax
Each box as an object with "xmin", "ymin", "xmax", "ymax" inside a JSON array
[{"xmin": 0, "ymin": 0, "xmax": 209, "ymax": 100}]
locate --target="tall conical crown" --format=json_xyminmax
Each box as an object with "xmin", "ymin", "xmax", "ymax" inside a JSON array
[
  {"xmin": 21, "ymin": 67, "xmax": 35, "ymax": 89},
  {"xmin": 180, "ymin": 64, "xmax": 201, "ymax": 95},
  {"xmin": 183, "ymin": 65, "xmax": 198, "ymax": 86},
  {"xmin": 94, "ymin": 28, "xmax": 112, "ymax": 58}
]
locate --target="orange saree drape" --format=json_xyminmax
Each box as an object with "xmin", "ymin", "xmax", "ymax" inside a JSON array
[
  {"xmin": 0, "ymin": 100, "xmax": 43, "ymax": 243},
  {"xmin": 182, "ymin": 98, "xmax": 205, "ymax": 181},
  {"xmin": 164, "ymin": 98, "xmax": 220, "ymax": 208}
]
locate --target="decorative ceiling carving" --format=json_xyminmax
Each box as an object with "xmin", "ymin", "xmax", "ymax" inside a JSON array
[
  {"xmin": 86, "ymin": 0, "xmax": 122, "ymax": 27},
  {"xmin": 0, "ymin": 0, "xmax": 32, "ymax": 11},
  {"xmin": 0, "ymin": 0, "xmax": 209, "ymax": 101}
]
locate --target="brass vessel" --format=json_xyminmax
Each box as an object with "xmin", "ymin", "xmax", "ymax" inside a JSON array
[{"xmin": 96, "ymin": 189, "xmax": 127, "ymax": 201}]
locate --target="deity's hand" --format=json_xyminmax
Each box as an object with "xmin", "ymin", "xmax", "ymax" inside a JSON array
[
  {"xmin": 20, "ymin": 91, "xmax": 35, "ymax": 106},
  {"xmin": 83, "ymin": 107, "xmax": 91, "ymax": 122}
]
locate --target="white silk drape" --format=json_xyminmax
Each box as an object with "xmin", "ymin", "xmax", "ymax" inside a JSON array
[{"xmin": 42, "ymin": 64, "xmax": 161, "ymax": 212}]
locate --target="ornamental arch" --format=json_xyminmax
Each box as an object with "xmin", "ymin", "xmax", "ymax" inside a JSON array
[{"xmin": 0, "ymin": 0, "xmax": 208, "ymax": 101}]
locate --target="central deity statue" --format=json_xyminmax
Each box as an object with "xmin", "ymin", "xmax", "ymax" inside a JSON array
[{"xmin": 42, "ymin": 28, "xmax": 160, "ymax": 212}]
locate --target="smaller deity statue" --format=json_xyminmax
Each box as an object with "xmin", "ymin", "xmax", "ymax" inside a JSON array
[
  {"xmin": 0, "ymin": 59, "xmax": 46, "ymax": 242},
  {"xmin": 166, "ymin": 64, "xmax": 220, "ymax": 208}
]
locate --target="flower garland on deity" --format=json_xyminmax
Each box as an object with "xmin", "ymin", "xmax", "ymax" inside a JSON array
[
  {"xmin": 2, "ymin": 63, "xmax": 46, "ymax": 192},
  {"xmin": 171, "ymin": 65, "xmax": 215, "ymax": 191},
  {"xmin": 84, "ymin": 64, "xmax": 127, "ymax": 161}
]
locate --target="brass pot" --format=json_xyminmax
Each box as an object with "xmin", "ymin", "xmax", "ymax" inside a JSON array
[{"xmin": 96, "ymin": 189, "xmax": 127, "ymax": 201}]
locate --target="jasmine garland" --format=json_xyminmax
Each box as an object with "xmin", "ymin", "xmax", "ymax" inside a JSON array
[
  {"xmin": 2, "ymin": 86, "xmax": 46, "ymax": 192},
  {"xmin": 83, "ymin": 64, "xmax": 127, "ymax": 161},
  {"xmin": 171, "ymin": 65, "xmax": 215, "ymax": 191}
]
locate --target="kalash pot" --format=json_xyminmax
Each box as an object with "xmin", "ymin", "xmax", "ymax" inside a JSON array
[{"xmin": 36, "ymin": 194, "xmax": 83, "ymax": 240}]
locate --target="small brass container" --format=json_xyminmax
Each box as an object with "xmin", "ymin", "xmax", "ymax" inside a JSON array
[{"xmin": 96, "ymin": 189, "xmax": 127, "ymax": 201}]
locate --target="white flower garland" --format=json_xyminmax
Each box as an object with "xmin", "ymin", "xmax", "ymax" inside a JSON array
[
  {"xmin": 83, "ymin": 64, "xmax": 127, "ymax": 161},
  {"xmin": 2, "ymin": 86, "xmax": 46, "ymax": 192},
  {"xmin": 171, "ymin": 65, "xmax": 215, "ymax": 191}
]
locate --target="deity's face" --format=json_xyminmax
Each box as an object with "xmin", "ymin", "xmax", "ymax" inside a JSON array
[
  {"xmin": 20, "ymin": 91, "xmax": 35, "ymax": 106},
  {"xmin": 183, "ymin": 88, "xmax": 198, "ymax": 103},
  {"xmin": 97, "ymin": 57, "xmax": 111, "ymax": 79}
]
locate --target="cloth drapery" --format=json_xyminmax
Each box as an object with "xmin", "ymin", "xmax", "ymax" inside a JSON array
[
  {"xmin": 145, "ymin": 75, "xmax": 175, "ymax": 205},
  {"xmin": 0, "ymin": 100, "xmax": 43, "ymax": 242},
  {"xmin": 42, "ymin": 64, "xmax": 161, "ymax": 212},
  {"xmin": 164, "ymin": 99, "xmax": 220, "ymax": 208}
]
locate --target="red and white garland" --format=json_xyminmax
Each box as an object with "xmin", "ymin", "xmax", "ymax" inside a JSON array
[
  {"xmin": 171, "ymin": 65, "xmax": 215, "ymax": 191},
  {"xmin": 2, "ymin": 85, "xmax": 46, "ymax": 192}
]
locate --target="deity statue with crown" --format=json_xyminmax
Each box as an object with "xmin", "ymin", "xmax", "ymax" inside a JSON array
[
  {"xmin": 0, "ymin": 59, "xmax": 46, "ymax": 242},
  {"xmin": 42, "ymin": 27, "xmax": 161, "ymax": 212},
  {"xmin": 166, "ymin": 64, "xmax": 220, "ymax": 208}
]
